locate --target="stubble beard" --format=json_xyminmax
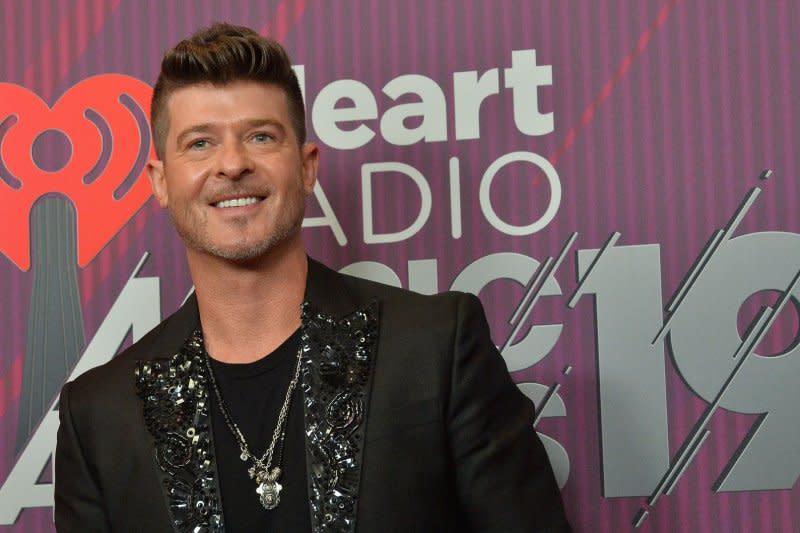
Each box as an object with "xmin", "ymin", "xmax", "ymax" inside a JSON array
[{"xmin": 170, "ymin": 194, "xmax": 306, "ymax": 263}]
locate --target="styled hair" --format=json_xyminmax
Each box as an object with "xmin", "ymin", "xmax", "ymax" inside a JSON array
[{"xmin": 150, "ymin": 22, "xmax": 306, "ymax": 159}]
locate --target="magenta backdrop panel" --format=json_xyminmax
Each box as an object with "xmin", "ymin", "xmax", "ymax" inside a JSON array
[{"xmin": 1, "ymin": 1, "xmax": 798, "ymax": 531}]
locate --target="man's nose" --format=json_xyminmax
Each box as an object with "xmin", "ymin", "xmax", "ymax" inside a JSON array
[{"xmin": 215, "ymin": 141, "xmax": 254, "ymax": 179}]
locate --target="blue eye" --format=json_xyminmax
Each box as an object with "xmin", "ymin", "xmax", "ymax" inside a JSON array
[
  {"xmin": 189, "ymin": 139, "xmax": 209, "ymax": 149},
  {"xmin": 253, "ymin": 133, "xmax": 273, "ymax": 143}
]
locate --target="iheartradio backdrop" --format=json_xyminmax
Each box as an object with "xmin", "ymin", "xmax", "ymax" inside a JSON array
[{"xmin": 1, "ymin": 1, "xmax": 799, "ymax": 532}]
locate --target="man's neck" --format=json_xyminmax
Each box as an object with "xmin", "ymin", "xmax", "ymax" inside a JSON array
[{"xmin": 187, "ymin": 239, "xmax": 308, "ymax": 364}]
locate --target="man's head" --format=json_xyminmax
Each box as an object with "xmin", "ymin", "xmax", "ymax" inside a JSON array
[
  {"xmin": 150, "ymin": 22, "xmax": 306, "ymax": 160},
  {"xmin": 147, "ymin": 24, "xmax": 318, "ymax": 264}
]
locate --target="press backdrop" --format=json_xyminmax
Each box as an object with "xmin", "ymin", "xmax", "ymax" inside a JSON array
[{"xmin": 1, "ymin": 1, "xmax": 798, "ymax": 531}]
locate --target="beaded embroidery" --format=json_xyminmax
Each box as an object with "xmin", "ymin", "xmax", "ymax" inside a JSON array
[
  {"xmin": 300, "ymin": 301, "xmax": 379, "ymax": 533},
  {"xmin": 136, "ymin": 330, "xmax": 224, "ymax": 533}
]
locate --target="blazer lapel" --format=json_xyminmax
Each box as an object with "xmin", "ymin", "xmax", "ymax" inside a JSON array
[
  {"xmin": 301, "ymin": 259, "xmax": 380, "ymax": 533},
  {"xmin": 136, "ymin": 310, "xmax": 226, "ymax": 533}
]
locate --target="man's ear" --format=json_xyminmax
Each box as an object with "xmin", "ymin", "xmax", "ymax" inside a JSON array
[
  {"xmin": 300, "ymin": 142, "xmax": 319, "ymax": 196},
  {"xmin": 147, "ymin": 159, "xmax": 169, "ymax": 208}
]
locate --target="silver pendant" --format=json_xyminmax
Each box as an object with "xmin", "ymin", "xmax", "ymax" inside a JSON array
[
  {"xmin": 256, "ymin": 478, "xmax": 282, "ymax": 509},
  {"xmin": 255, "ymin": 467, "xmax": 282, "ymax": 510}
]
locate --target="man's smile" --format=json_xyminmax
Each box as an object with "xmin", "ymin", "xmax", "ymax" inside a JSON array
[{"xmin": 211, "ymin": 196, "xmax": 266, "ymax": 208}]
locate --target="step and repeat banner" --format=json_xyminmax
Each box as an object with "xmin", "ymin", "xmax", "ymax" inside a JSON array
[{"xmin": 1, "ymin": 1, "xmax": 798, "ymax": 531}]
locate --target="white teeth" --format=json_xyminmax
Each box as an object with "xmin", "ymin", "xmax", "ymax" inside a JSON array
[{"xmin": 215, "ymin": 197, "xmax": 261, "ymax": 208}]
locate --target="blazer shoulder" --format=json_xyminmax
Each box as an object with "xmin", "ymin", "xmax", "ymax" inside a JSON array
[{"xmin": 333, "ymin": 272, "xmax": 491, "ymax": 354}]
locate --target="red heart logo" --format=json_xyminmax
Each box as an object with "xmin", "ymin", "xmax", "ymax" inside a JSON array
[{"xmin": 0, "ymin": 75, "xmax": 154, "ymax": 271}]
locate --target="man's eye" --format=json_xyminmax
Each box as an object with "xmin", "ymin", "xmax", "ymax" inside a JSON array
[
  {"xmin": 189, "ymin": 139, "xmax": 209, "ymax": 149},
  {"xmin": 252, "ymin": 133, "xmax": 273, "ymax": 143}
]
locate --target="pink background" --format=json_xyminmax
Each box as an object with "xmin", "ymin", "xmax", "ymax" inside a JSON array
[{"xmin": 1, "ymin": 1, "xmax": 798, "ymax": 531}]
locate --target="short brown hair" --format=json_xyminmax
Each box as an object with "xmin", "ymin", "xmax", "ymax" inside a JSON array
[{"xmin": 150, "ymin": 23, "xmax": 306, "ymax": 159}]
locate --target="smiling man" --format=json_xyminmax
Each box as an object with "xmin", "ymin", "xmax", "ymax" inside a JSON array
[{"xmin": 54, "ymin": 23, "xmax": 570, "ymax": 533}]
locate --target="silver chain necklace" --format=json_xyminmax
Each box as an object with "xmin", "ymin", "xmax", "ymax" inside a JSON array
[{"xmin": 204, "ymin": 344, "xmax": 302, "ymax": 510}]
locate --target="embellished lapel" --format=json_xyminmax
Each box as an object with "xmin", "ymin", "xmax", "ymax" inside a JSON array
[
  {"xmin": 301, "ymin": 259, "xmax": 381, "ymax": 533},
  {"xmin": 136, "ymin": 329, "xmax": 225, "ymax": 533}
]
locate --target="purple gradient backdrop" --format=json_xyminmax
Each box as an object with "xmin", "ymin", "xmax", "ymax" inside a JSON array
[{"xmin": 1, "ymin": 1, "xmax": 798, "ymax": 531}]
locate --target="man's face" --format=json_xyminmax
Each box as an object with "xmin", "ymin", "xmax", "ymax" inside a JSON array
[{"xmin": 147, "ymin": 80, "xmax": 318, "ymax": 262}]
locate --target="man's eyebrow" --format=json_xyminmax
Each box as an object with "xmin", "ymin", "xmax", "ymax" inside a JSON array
[
  {"xmin": 175, "ymin": 124, "xmax": 214, "ymax": 148},
  {"xmin": 244, "ymin": 118, "xmax": 286, "ymax": 134}
]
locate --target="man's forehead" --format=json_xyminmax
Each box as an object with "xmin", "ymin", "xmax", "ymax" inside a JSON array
[{"xmin": 165, "ymin": 81, "xmax": 290, "ymax": 130}]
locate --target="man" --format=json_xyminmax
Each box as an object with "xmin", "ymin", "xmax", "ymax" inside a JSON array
[{"xmin": 55, "ymin": 23, "xmax": 570, "ymax": 532}]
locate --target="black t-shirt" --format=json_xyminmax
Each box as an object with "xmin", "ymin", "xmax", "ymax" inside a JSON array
[{"xmin": 208, "ymin": 329, "xmax": 311, "ymax": 532}]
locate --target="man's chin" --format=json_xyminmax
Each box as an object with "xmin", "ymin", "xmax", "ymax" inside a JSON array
[
  {"xmin": 178, "ymin": 216, "xmax": 304, "ymax": 265},
  {"xmin": 197, "ymin": 231, "xmax": 301, "ymax": 264},
  {"xmin": 205, "ymin": 241, "xmax": 274, "ymax": 263}
]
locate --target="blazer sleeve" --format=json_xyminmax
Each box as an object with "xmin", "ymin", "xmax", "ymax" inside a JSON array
[
  {"xmin": 54, "ymin": 381, "xmax": 111, "ymax": 533},
  {"xmin": 447, "ymin": 293, "xmax": 571, "ymax": 532}
]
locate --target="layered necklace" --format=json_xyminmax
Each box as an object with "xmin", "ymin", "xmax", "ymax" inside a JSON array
[{"xmin": 204, "ymin": 345, "xmax": 303, "ymax": 510}]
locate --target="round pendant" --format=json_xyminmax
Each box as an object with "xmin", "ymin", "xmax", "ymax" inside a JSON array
[{"xmin": 256, "ymin": 479, "xmax": 282, "ymax": 510}]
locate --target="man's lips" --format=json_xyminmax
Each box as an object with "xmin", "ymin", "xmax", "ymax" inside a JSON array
[{"xmin": 210, "ymin": 196, "xmax": 265, "ymax": 208}]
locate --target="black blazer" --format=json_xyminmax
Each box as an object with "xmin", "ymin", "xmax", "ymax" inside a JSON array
[{"xmin": 55, "ymin": 258, "xmax": 570, "ymax": 532}]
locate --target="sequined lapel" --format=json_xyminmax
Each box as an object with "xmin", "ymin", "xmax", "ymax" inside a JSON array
[
  {"xmin": 136, "ymin": 329, "xmax": 225, "ymax": 533},
  {"xmin": 300, "ymin": 301, "xmax": 380, "ymax": 533}
]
